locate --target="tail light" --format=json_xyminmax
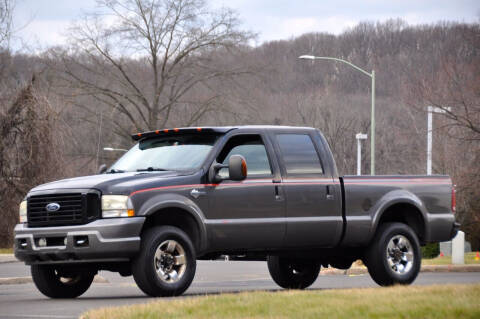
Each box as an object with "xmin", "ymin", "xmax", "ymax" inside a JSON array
[{"xmin": 451, "ymin": 185, "xmax": 456, "ymax": 214}]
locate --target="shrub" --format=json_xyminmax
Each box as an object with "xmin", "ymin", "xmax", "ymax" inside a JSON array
[{"xmin": 421, "ymin": 242, "xmax": 440, "ymax": 259}]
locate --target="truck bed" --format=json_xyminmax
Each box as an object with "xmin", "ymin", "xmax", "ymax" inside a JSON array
[{"xmin": 340, "ymin": 175, "xmax": 454, "ymax": 246}]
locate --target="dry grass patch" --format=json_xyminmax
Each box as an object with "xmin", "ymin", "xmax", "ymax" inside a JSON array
[
  {"xmin": 82, "ymin": 284, "xmax": 480, "ymax": 319},
  {"xmin": 0, "ymin": 248, "xmax": 13, "ymax": 254},
  {"xmin": 423, "ymin": 252, "xmax": 480, "ymax": 265}
]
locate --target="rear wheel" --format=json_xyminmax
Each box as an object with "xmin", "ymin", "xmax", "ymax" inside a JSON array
[
  {"xmin": 31, "ymin": 265, "xmax": 95, "ymax": 298},
  {"xmin": 363, "ymin": 222, "xmax": 421, "ymax": 286},
  {"xmin": 267, "ymin": 256, "xmax": 320, "ymax": 289},
  {"xmin": 132, "ymin": 226, "xmax": 196, "ymax": 297}
]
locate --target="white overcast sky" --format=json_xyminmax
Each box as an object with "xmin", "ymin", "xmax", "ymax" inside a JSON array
[{"xmin": 12, "ymin": 0, "xmax": 480, "ymax": 50}]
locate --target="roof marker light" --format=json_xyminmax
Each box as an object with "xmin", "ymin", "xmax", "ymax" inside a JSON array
[
  {"xmin": 155, "ymin": 130, "xmax": 160, "ymax": 134},
  {"xmin": 174, "ymin": 128, "xmax": 179, "ymax": 132},
  {"xmin": 137, "ymin": 133, "xmax": 142, "ymax": 137},
  {"xmin": 197, "ymin": 127, "xmax": 202, "ymax": 132},
  {"xmin": 164, "ymin": 129, "xmax": 169, "ymax": 133}
]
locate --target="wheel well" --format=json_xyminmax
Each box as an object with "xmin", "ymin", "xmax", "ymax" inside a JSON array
[
  {"xmin": 142, "ymin": 207, "xmax": 202, "ymax": 251},
  {"xmin": 377, "ymin": 203, "xmax": 426, "ymax": 242}
]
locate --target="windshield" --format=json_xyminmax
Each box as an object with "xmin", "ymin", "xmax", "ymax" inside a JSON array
[{"xmin": 109, "ymin": 134, "xmax": 221, "ymax": 172}]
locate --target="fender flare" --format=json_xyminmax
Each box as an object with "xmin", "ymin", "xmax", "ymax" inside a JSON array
[
  {"xmin": 136, "ymin": 193, "xmax": 208, "ymax": 253},
  {"xmin": 369, "ymin": 189, "xmax": 429, "ymax": 242}
]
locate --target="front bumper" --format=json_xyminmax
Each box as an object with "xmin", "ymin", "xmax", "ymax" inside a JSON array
[{"xmin": 14, "ymin": 217, "xmax": 145, "ymax": 265}]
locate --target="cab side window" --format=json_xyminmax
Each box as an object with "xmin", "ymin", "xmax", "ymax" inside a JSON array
[{"xmin": 217, "ymin": 135, "xmax": 272, "ymax": 178}]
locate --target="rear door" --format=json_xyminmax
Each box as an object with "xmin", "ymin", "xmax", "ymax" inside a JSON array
[{"xmin": 271, "ymin": 130, "xmax": 343, "ymax": 247}]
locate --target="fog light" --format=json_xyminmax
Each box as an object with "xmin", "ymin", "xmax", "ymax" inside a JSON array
[
  {"xmin": 38, "ymin": 238, "xmax": 47, "ymax": 247},
  {"xmin": 64, "ymin": 237, "xmax": 68, "ymax": 246}
]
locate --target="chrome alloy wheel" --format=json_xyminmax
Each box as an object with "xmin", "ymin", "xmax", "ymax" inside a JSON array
[
  {"xmin": 153, "ymin": 240, "xmax": 187, "ymax": 283},
  {"xmin": 386, "ymin": 235, "xmax": 414, "ymax": 275}
]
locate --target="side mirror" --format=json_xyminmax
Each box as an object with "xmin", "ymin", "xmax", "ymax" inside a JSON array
[
  {"xmin": 209, "ymin": 155, "xmax": 247, "ymax": 183},
  {"xmin": 228, "ymin": 155, "xmax": 247, "ymax": 181},
  {"xmin": 97, "ymin": 164, "xmax": 107, "ymax": 174}
]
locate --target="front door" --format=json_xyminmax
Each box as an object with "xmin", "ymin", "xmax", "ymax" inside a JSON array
[{"xmin": 205, "ymin": 133, "xmax": 286, "ymax": 251}]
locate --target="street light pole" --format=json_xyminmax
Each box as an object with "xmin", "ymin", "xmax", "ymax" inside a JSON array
[
  {"xmin": 427, "ymin": 107, "xmax": 433, "ymax": 175},
  {"xmin": 427, "ymin": 106, "xmax": 451, "ymax": 175},
  {"xmin": 299, "ymin": 55, "xmax": 376, "ymax": 175},
  {"xmin": 356, "ymin": 133, "xmax": 368, "ymax": 175},
  {"xmin": 371, "ymin": 70, "xmax": 375, "ymax": 175}
]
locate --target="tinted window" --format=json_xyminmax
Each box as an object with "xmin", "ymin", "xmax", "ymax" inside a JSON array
[
  {"xmin": 276, "ymin": 134, "xmax": 323, "ymax": 175},
  {"xmin": 110, "ymin": 134, "xmax": 220, "ymax": 172},
  {"xmin": 218, "ymin": 135, "xmax": 272, "ymax": 177}
]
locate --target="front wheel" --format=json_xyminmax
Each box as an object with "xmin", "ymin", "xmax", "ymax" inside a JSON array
[
  {"xmin": 132, "ymin": 226, "xmax": 196, "ymax": 297},
  {"xmin": 363, "ymin": 222, "xmax": 421, "ymax": 286},
  {"xmin": 267, "ymin": 256, "xmax": 320, "ymax": 289},
  {"xmin": 31, "ymin": 265, "xmax": 95, "ymax": 298}
]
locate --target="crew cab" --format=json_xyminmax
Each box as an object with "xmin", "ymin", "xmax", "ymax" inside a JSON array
[{"xmin": 14, "ymin": 126, "xmax": 458, "ymax": 298}]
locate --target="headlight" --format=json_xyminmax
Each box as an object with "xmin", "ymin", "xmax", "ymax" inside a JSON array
[
  {"xmin": 101, "ymin": 195, "xmax": 135, "ymax": 218},
  {"xmin": 19, "ymin": 201, "xmax": 27, "ymax": 223}
]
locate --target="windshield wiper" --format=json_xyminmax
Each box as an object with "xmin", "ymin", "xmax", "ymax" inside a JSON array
[
  {"xmin": 136, "ymin": 167, "xmax": 169, "ymax": 172},
  {"xmin": 107, "ymin": 168, "xmax": 126, "ymax": 174}
]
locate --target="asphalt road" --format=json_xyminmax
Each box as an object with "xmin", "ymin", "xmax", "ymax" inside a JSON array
[{"xmin": 1, "ymin": 261, "xmax": 480, "ymax": 319}]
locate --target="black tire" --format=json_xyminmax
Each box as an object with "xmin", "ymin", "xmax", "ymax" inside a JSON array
[
  {"xmin": 31, "ymin": 265, "xmax": 95, "ymax": 298},
  {"xmin": 132, "ymin": 225, "xmax": 196, "ymax": 297},
  {"xmin": 267, "ymin": 256, "xmax": 320, "ymax": 289},
  {"xmin": 363, "ymin": 222, "xmax": 421, "ymax": 286}
]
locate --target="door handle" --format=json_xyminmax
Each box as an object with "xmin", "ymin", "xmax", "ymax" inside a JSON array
[
  {"xmin": 326, "ymin": 185, "xmax": 334, "ymax": 200},
  {"xmin": 274, "ymin": 185, "xmax": 283, "ymax": 201},
  {"xmin": 190, "ymin": 189, "xmax": 207, "ymax": 199}
]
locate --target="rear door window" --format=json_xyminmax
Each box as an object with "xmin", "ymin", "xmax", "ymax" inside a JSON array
[{"xmin": 275, "ymin": 134, "xmax": 323, "ymax": 175}]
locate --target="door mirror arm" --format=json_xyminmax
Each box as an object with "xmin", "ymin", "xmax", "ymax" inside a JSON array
[
  {"xmin": 208, "ymin": 155, "xmax": 247, "ymax": 183},
  {"xmin": 208, "ymin": 161, "xmax": 228, "ymax": 183}
]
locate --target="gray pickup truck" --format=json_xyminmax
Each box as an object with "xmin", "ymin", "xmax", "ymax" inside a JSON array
[{"xmin": 14, "ymin": 126, "xmax": 458, "ymax": 298}]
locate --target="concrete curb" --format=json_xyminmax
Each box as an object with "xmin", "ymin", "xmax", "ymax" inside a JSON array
[
  {"xmin": 421, "ymin": 264, "xmax": 480, "ymax": 273},
  {"xmin": 320, "ymin": 264, "xmax": 480, "ymax": 276},
  {"xmin": 0, "ymin": 276, "xmax": 32, "ymax": 284},
  {"xmin": 0, "ymin": 254, "xmax": 17, "ymax": 264},
  {"xmin": 0, "ymin": 275, "xmax": 109, "ymax": 285}
]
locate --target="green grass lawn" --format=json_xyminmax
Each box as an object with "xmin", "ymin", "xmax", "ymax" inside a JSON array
[
  {"xmin": 0, "ymin": 248, "xmax": 13, "ymax": 254},
  {"xmin": 82, "ymin": 284, "xmax": 480, "ymax": 319},
  {"xmin": 422, "ymin": 252, "xmax": 480, "ymax": 265}
]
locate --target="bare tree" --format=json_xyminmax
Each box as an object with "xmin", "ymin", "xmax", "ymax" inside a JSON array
[
  {"xmin": 0, "ymin": 0, "xmax": 13, "ymax": 48},
  {"xmin": 404, "ymin": 24, "xmax": 480, "ymax": 138},
  {"xmin": 409, "ymin": 60, "xmax": 480, "ymax": 141},
  {"xmin": 48, "ymin": 0, "xmax": 252, "ymax": 138},
  {"xmin": 0, "ymin": 77, "xmax": 66, "ymax": 247}
]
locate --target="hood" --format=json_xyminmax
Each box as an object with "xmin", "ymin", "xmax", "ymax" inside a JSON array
[{"xmin": 29, "ymin": 171, "xmax": 190, "ymax": 195}]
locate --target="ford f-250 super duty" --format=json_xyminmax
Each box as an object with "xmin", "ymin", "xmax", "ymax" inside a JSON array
[{"xmin": 14, "ymin": 126, "xmax": 458, "ymax": 298}]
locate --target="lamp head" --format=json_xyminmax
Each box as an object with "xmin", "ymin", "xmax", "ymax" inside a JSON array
[{"xmin": 298, "ymin": 55, "xmax": 315, "ymax": 60}]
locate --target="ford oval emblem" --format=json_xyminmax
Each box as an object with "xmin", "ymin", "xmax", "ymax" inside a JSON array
[{"xmin": 46, "ymin": 203, "xmax": 61, "ymax": 212}]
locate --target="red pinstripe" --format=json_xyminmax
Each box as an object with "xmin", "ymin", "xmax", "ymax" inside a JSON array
[{"xmin": 129, "ymin": 178, "xmax": 449, "ymax": 197}]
